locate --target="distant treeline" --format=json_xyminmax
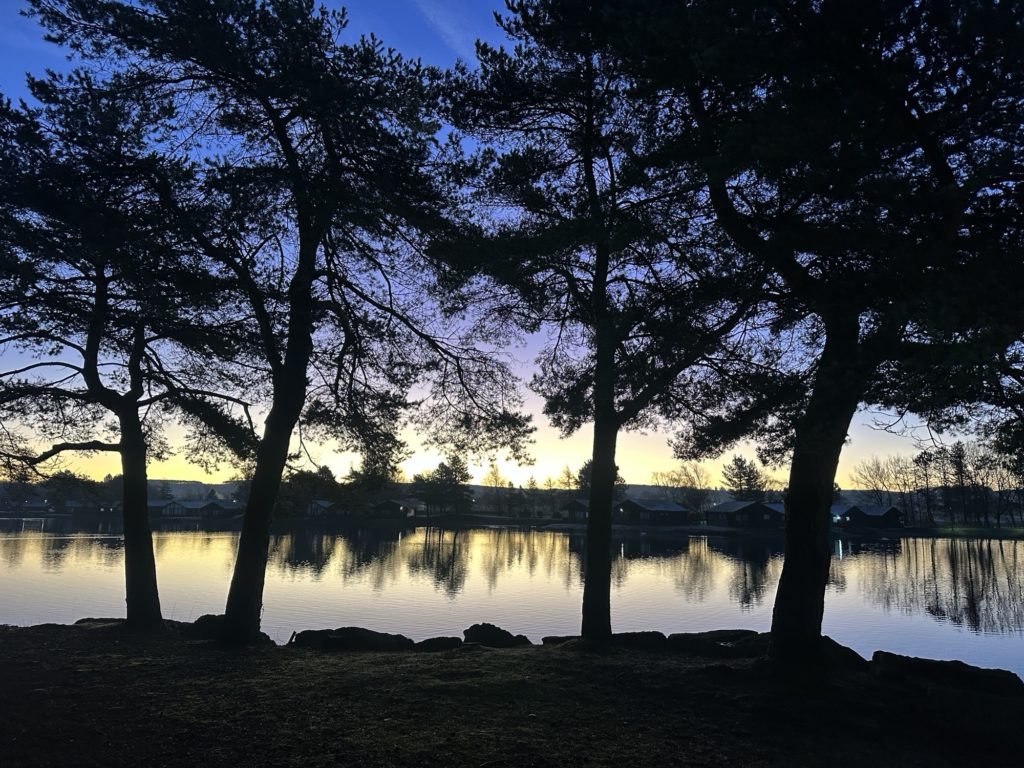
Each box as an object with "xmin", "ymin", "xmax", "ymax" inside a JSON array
[{"xmin": 852, "ymin": 441, "xmax": 1024, "ymax": 529}]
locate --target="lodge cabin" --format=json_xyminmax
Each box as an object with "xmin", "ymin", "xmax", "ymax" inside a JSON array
[
  {"xmin": 617, "ymin": 498, "xmax": 689, "ymax": 525},
  {"xmin": 0, "ymin": 501, "xmax": 55, "ymax": 517},
  {"xmin": 149, "ymin": 499, "xmax": 244, "ymax": 519},
  {"xmin": 370, "ymin": 499, "xmax": 422, "ymax": 519},
  {"xmin": 148, "ymin": 499, "xmax": 186, "ymax": 517},
  {"xmin": 832, "ymin": 503, "xmax": 903, "ymax": 528},
  {"xmin": 764, "ymin": 502, "xmax": 786, "ymax": 525},
  {"xmin": 62, "ymin": 499, "xmax": 101, "ymax": 515},
  {"xmin": 307, "ymin": 499, "xmax": 337, "ymax": 517},
  {"xmin": 559, "ymin": 499, "xmax": 589, "ymax": 522},
  {"xmin": 705, "ymin": 500, "xmax": 785, "ymax": 528}
]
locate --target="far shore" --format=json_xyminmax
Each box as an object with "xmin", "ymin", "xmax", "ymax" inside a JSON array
[{"xmin": 4, "ymin": 509, "xmax": 1024, "ymax": 540}]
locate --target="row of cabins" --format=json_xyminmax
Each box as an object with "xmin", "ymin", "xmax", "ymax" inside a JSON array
[
  {"xmin": 307, "ymin": 498, "xmax": 423, "ymax": 519},
  {"xmin": 560, "ymin": 498, "xmax": 903, "ymax": 529},
  {"xmin": 148, "ymin": 499, "xmax": 245, "ymax": 519},
  {"xmin": 705, "ymin": 500, "xmax": 903, "ymax": 529},
  {"xmin": 2, "ymin": 498, "xmax": 247, "ymax": 519},
  {"xmin": 559, "ymin": 498, "xmax": 692, "ymax": 525},
  {"xmin": 0, "ymin": 499, "xmax": 120, "ymax": 516}
]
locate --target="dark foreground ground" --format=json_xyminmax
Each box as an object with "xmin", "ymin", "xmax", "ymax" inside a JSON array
[{"xmin": 1, "ymin": 622, "xmax": 1021, "ymax": 768}]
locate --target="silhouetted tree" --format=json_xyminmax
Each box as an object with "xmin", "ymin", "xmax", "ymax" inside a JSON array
[
  {"xmin": 277, "ymin": 466, "xmax": 339, "ymax": 518},
  {"xmin": 412, "ymin": 456, "xmax": 472, "ymax": 516},
  {"xmin": 652, "ymin": 463, "xmax": 713, "ymax": 518},
  {"xmin": 156, "ymin": 482, "xmax": 175, "ymax": 502},
  {"xmin": 721, "ymin": 456, "xmax": 768, "ymax": 502},
  {"xmin": 446, "ymin": 0, "xmax": 761, "ymax": 641},
  {"xmin": 575, "ymin": 459, "xmax": 626, "ymax": 501},
  {"xmin": 31, "ymin": 0, "xmax": 532, "ymax": 642},
  {"xmin": 483, "ymin": 463, "xmax": 506, "ymax": 514},
  {"xmin": 586, "ymin": 0, "xmax": 1024, "ymax": 664},
  {"xmin": 0, "ymin": 70, "xmax": 251, "ymax": 629}
]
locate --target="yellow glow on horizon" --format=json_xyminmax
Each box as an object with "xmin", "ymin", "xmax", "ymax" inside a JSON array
[{"xmin": 53, "ymin": 411, "xmax": 919, "ymax": 492}]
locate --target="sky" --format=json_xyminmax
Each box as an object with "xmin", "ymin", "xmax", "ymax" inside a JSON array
[{"xmin": 0, "ymin": 1, "xmax": 924, "ymax": 488}]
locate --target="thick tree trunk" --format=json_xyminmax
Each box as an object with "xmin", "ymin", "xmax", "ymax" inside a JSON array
[
  {"xmin": 221, "ymin": 402, "xmax": 301, "ymax": 643},
  {"xmin": 581, "ymin": 413, "xmax": 619, "ymax": 642},
  {"xmin": 119, "ymin": 413, "xmax": 163, "ymax": 629},
  {"xmin": 769, "ymin": 316, "xmax": 865, "ymax": 665}
]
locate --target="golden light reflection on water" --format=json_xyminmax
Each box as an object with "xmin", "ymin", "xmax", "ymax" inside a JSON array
[{"xmin": 2, "ymin": 522, "xmax": 1022, "ymax": 673}]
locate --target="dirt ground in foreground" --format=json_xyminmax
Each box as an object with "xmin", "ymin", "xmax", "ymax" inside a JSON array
[{"xmin": 1, "ymin": 623, "xmax": 1020, "ymax": 767}]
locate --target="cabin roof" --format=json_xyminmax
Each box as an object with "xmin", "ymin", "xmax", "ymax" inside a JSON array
[
  {"xmin": 852, "ymin": 504, "xmax": 899, "ymax": 517},
  {"xmin": 372, "ymin": 498, "xmax": 423, "ymax": 509},
  {"xmin": 708, "ymin": 500, "xmax": 765, "ymax": 514},
  {"xmin": 620, "ymin": 498, "xmax": 686, "ymax": 513},
  {"xmin": 559, "ymin": 498, "xmax": 590, "ymax": 511}
]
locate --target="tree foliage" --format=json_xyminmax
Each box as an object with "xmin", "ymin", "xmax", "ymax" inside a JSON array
[{"xmin": 721, "ymin": 455, "xmax": 768, "ymax": 503}]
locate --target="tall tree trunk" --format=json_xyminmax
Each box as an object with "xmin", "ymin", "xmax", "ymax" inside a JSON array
[
  {"xmin": 119, "ymin": 411, "xmax": 163, "ymax": 629},
  {"xmin": 221, "ymin": 234, "xmax": 316, "ymax": 643},
  {"xmin": 222, "ymin": 401, "xmax": 301, "ymax": 642},
  {"xmin": 769, "ymin": 315, "xmax": 865, "ymax": 665},
  {"xmin": 581, "ymin": 412, "xmax": 619, "ymax": 642},
  {"xmin": 580, "ymin": 295, "xmax": 619, "ymax": 643}
]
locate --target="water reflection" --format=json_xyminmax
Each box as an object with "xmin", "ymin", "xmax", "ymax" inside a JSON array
[
  {"xmin": 2, "ymin": 522, "xmax": 1023, "ymax": 651},
  {"xmin": 849, "ymin": 536, "xmax": 1024, "ymax": 634}
]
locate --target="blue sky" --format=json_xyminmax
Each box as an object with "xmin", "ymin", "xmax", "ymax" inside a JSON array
[
  {"xmin": 0, "ymin": 1, "xmax": 921, "ymax": 487},
  {"xmin": 0, "ymin": 0, "xmax": 507, "ymax": 99}
]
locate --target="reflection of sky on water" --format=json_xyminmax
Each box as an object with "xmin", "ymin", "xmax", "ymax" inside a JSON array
[{"xmin": 1, "ymin": 521, "xmax": 1021, "ymax": 675}]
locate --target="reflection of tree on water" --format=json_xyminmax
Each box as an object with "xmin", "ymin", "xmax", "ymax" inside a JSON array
[
  {"xmin": 0, "ymin": 528, "xmax": 123, "ymax": 571},
  {"xmin": 268, "ymin": 531, "xmax": 336, "ymax": 579},
  {"xmin": 266, "ymin": 526, "xmax": 407, "ymax": 590},
  {"xmin": 705, "ymin": 536, "xmax": 784, "ymax": 608},
  {"xmin": 405, "ymin": 527, "xmax": 469, "ymax": 596},
  {"xmin": 830, "ymin": 538, "xmax": 904, "ymax": 593},
  {"xmin": 572, "ymin": 531, "xmax": 784, "ymax": 608},
  {"xmin": 847, "ymin": 537, "xmax": 1024, "ymax": 634}
]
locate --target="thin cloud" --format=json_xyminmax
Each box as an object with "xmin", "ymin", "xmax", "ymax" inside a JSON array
[{"xmin": 413, "ymin": 1, "xmax": 479, "ymax": 62}]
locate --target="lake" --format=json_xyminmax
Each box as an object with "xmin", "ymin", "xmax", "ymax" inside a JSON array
[{"xmin": 2, "ymin": 518, "xmax": 1022, "ymax": 676}]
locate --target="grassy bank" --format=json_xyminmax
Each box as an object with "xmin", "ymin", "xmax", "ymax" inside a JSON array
[{"xmin": 2, "ymin": 622, "xmax": 1022, "ymax": 767}]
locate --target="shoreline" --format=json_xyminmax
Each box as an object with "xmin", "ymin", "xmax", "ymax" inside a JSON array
[{"xmin": 6, "ymin": 511, "xmax": 1024, "ymax": 541}]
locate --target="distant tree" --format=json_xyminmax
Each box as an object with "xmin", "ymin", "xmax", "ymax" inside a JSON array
[
  {"xmin": 483, "ymin": 463, "xmax": 506, "ymax": 514},
  {"xmin": 507, "ymin": 483, "xmax": 528, "ymax": 518},
  {"xmin": 575, "ymin": 459, "xmax": 626, "ymax": 501},
  {"xmin": 525, "ymin": 476, "xmax": 539, "ymax": 517},
  {"xmin": 412, "ymin": 456, "xmax": 472, "ymax": 516},
  {"xmin": 205, "ymin": 488, "xmax": 218, "ymax": 501},
  {"xmin": 542, "ymin": 476, "xmax": 560, "ymax": 515},
  {"xmin": 653, "ymin": 463, "xmax": 713, "ymax": 518},
  {"xmin": 277, "ymin": 467, "xmax": 340, "ymax": 519},
  {"xmin": 851, "ymin": 457, "xmax": 893, "ymax": 508},
  {"xmin": 346, "ymin": 444, "xmax": 409, "ymax": 491},
  {"xmin": 721, "ymin": 456, "xmax": 768, "ymax": 503},
  {"xmin": 157, "ymin": 482, "xmax": 175, "ymax": 502},
  {"xmin": 41, "ymin": 470, "xmax": 103, "ymax": 507}
]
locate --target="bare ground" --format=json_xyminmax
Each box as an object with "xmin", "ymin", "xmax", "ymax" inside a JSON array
[{"xmin": 1, "ymin": 622, "xmax": 1020, "ymax": 767}]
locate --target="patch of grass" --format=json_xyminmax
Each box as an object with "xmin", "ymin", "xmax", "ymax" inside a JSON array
[{"xmin": 1, "ymin": 623, "xmax": 1021, "ymax": 767}]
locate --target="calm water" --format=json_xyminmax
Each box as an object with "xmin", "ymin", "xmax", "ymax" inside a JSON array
[{"xmin": 2, "ymin": 519, "xmax": 1022, "ymax": 675}]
